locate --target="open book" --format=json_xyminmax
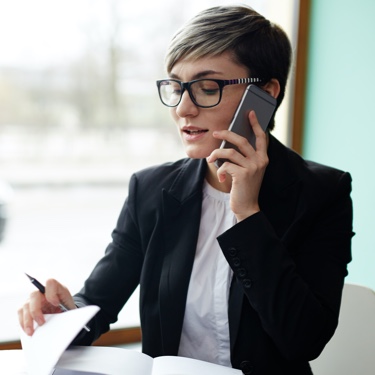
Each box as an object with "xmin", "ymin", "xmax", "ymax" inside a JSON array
[{"xmin": 15, "ymin": 306, "xmax": 241, "ymax": 375}]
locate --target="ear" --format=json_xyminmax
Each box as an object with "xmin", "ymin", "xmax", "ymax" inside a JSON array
[{"xmin": 262, "ymin": 79, "xmax": 280, "ymax": 99}]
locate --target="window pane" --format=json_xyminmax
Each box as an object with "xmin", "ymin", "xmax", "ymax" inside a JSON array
[{"xmin": 0, "ymin": 0, "xmax": 298, "ymax": 342}]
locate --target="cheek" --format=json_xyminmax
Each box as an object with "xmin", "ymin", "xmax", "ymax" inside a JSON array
[
  {"xmin": 220, "ymin": 112, "xmax": 235, "ymax": 130},
  {"xmin": 215, "ymin": 103, "xmax": 238, "ymax": 131}
]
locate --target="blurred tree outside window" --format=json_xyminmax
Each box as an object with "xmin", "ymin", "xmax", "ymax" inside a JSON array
[{"xmin": 0, "ymin": 0, "xmax": 299, "ymax": 342}]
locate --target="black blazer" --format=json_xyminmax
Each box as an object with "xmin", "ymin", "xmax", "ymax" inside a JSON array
[{"xmin": 74, "ymin": 135, "xmax": 353, "ymax": 375}]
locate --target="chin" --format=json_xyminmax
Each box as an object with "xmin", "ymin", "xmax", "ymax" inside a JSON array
[
  {"xmin": 183, "ymin": 143, "xmax": 216, "ymax": 160},
  {"xmin": 185, "ymin": 149, "xmax": 210, "ymax": 160}
]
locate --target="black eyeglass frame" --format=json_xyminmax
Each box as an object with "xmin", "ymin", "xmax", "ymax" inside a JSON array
[{"xmin": 156, "ymin": 77, "xmax": 262, "ymax": 108}]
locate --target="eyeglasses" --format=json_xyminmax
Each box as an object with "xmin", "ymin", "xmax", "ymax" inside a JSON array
[{"xmin": 156, "ymin": 78, "xmax": 262, "ymax": 108}]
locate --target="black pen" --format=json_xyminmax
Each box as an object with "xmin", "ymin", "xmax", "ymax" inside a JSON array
[{"xmin": 25, "ymin": 273, "xmax": 90, "ymax": 332}]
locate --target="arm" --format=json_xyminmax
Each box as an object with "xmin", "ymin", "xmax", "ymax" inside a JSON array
[
  {"xmin": 218, "ymin": 171, "xmax": 353, "ymax": 361},
  {"xmin": 18, "ymin": 174, "xmax": 143, "ymax": 343},
  {"xmin": 72, "ymin": 175, "xmax": 144, "ymax": 344}
]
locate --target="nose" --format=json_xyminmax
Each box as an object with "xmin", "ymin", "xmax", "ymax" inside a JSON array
[{"xmin": 175, "ymin": 89, "xmax": 199, "ymax": 118}]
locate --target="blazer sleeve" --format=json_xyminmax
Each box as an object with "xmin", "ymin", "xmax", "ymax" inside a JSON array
[
  {"xmin": 72, "ymin": 174, "xmax": 144, "ymax": 345},
  {"xmin": 218, "ymin": 170, "xmax": 353, "ymax": 361}
]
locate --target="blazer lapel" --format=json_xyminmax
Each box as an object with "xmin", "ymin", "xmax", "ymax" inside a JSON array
[{"xmin": 159, "ymin": 159, "xmax": 207, "ymax": 355}]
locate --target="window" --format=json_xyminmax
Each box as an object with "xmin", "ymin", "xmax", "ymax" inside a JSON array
[{"xmin": 0, "ymin": 0, "xmax": 299, "ymax": 343}]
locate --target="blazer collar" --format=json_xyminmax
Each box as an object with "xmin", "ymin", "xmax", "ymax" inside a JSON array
[
  {"xmin": 165, "ymin": 158, "xmax": 207, "ymax": 203},
  {"xmin": 163, "ymin": 134, "xmax": 301, "ymax": 203}
]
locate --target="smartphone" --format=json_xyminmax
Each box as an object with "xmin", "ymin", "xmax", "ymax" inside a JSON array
[{"xmin": 215, "ymin": 84, "xmax": 276, "ymax": 168}]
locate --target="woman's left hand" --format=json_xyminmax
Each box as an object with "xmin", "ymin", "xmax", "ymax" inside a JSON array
[{"xmin": 207, "ymin": 110, "xmax": 269, "ymax": 222}]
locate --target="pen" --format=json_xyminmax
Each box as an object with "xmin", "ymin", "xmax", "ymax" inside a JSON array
[{"xmin": 25, "ymin": 273, "xmax": 90, "ymax": 332}]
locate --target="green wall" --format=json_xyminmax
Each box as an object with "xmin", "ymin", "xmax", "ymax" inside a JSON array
[{"xmin": 303, "ymin": 0, "xmax": 375, "ymax": 289}]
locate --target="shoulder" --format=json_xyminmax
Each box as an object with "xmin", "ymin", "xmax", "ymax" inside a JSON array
[
  {"xmin": 268, "ymin": 135, "xmax": 352, "ymax": 200},
  {"xmin": 132, "ymin": 158, "xmax": 195, "ymax": 184},
  {"xmin": 271, "ymin": 137, "xmax": 351, "ymax": 190},
  {"xmin": 128, "ymin": 157, "xmax": 205, "ymax": 197},
  {"xmin": 303, "ymin": 159, "xmax": 351, "ymax": 186},
  {"xmin": 291, "ymin": 150, "xmax": 351, "ymax": 195},
  {"xmin": 284, "ymin": 142, "xmax": 352, "ymax": 200}
]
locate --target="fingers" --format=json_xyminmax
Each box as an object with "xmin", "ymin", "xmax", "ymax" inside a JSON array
[
  {"xmin": 249, "ymin": 110, "xmax": 268, "ymax": 151},
  {"xmin": 18, "ymin": 279, "xmax": 75, "ymax": 336},
  {"xmin": 208, "ymin": 110, "xmax": 267, "ymax": 166},
  {"xmin": 18, "ymin": 300, "xmax": 33, "ymax": 335},
  {"xmin": 206, "ymin": 110, "xmax": 269, "ymax": 221},
  {"xmin": 18, "ymin": 291, "xmax": 46, "ymax": 336},
  {"xmin": 45, "ymin": 278, "xmax": 75, "ymax": 310}
]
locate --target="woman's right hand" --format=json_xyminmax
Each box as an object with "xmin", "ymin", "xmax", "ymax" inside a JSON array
[{"xmin": 18, "ymin": 278, "xmax": 76, "ymax": 336}]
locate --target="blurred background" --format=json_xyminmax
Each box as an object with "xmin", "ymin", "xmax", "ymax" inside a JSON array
[
  {"xmin": 0, "ymin": 0, "xmax": 298, "ymax": 343},
  {"xmin": 1, "ymin": 0, "xmax": 374, "ymax": 345}
]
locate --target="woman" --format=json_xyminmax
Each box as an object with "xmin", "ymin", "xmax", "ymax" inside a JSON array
[{"xmin": 19, "ymin": 5, "xmax": 353, "ymax": 375}]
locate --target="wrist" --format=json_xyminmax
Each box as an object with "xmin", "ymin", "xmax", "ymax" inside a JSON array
[{"xmin": 235, "ymin": 207, "xmax": 260, "ymax": 222}]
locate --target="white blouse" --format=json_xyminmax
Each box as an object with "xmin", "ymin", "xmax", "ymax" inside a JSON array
[{"xmin": 178, "ymin": 180, "xmax": 236, "ymax": 367}]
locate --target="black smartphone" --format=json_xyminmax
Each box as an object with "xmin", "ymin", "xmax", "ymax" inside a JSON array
[{"xmin": 215, "ymin": 84, "xmax": 276, "ymax": 168}]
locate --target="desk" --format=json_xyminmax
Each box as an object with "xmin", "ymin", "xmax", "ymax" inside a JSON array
[{"xmin": 0, "ymin": 349, "xmax": 27, "ymax": 374}]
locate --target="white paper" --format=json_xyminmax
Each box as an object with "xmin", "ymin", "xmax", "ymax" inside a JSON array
[
  {"xmin": 52, "ymin": 371, "xmax": 103, "ymax": 375},
  {"xmin": 54, "ymin": 346, "xmax": 153, "ymax": 375},
  {"xmin": 55, "ymin": 347, "xmax": 241, "ymax": 375},
  {"xmin": 152, "ymin": 356, "xmax": 241, "ymax": 375},
  {"xmin": 13, "ymin": 303, "xmax": 241, "ymax": 375},
  {"xmin": 20, "ymin": 305, "xmax": 99, "ymax": 375},
  {"xmin": 1, "ymin": 346, "xmax": 242, "ymax": 375}
]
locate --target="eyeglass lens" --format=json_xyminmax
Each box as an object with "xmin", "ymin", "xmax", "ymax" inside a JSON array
[{"xmin": 159, "ymin": 80, "xmax": 221, "ymax": 107}]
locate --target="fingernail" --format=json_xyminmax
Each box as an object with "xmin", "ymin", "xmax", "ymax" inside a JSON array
[
  {"xmin": 25, "ymin": 327, "xmax": 33, "ymax": 336},
  {"xmin": 36, "ymin": 317, "xmax": 44, "ymax": 326}
]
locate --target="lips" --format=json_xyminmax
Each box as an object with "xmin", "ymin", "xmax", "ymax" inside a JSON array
[
  {"xmin": 184, "ymin": 129, "xmax": 208, "ymax": 135},
  {"xmin": 182, "ymin": 126, "xmax": 208, "ymax": 135},
  {"xmin": 181, "ymin": 127, "xmax": 209, "ymax": 143}
]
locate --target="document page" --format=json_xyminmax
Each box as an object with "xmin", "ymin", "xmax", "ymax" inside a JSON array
[
  {"xmin": 20, "ymin": 305, "xmax": 100, "ymax": 375},
  {"xmin": 52, "ymin": 370, "xmax": 103, "ymax": 375},
  {"xmin": 16, "ymin": 305, "xmax": 242, "ymax": 375},
  {"xmin": 1, "ymin": 346, "xmax": 242, "ymax": 375},
  {"xmin": 54, "ymin": 346, "xmax": 153, "ymax": 375},
  {"xmin": 152, "ymin": 356, "xmax": 242, "ymax": 375}
]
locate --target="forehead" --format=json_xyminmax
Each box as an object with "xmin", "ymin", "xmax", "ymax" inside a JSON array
[{"xmin": 169, "ymin": 52, "xmax": 248, "ymax": 80}]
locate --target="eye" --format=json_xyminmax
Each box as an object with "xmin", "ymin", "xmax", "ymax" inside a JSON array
[
  {"xmin": 202, "ymin": 88, "xmax": 219, "ymax": 95},
  {"xmin": 195, "ymin": 80, "xmax": 220, "ymax": 96}
]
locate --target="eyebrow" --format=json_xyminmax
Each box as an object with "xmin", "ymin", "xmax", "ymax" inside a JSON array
[{"xmin": 169, "ymin": 70, "xmax": 224, "ymax": 80}]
